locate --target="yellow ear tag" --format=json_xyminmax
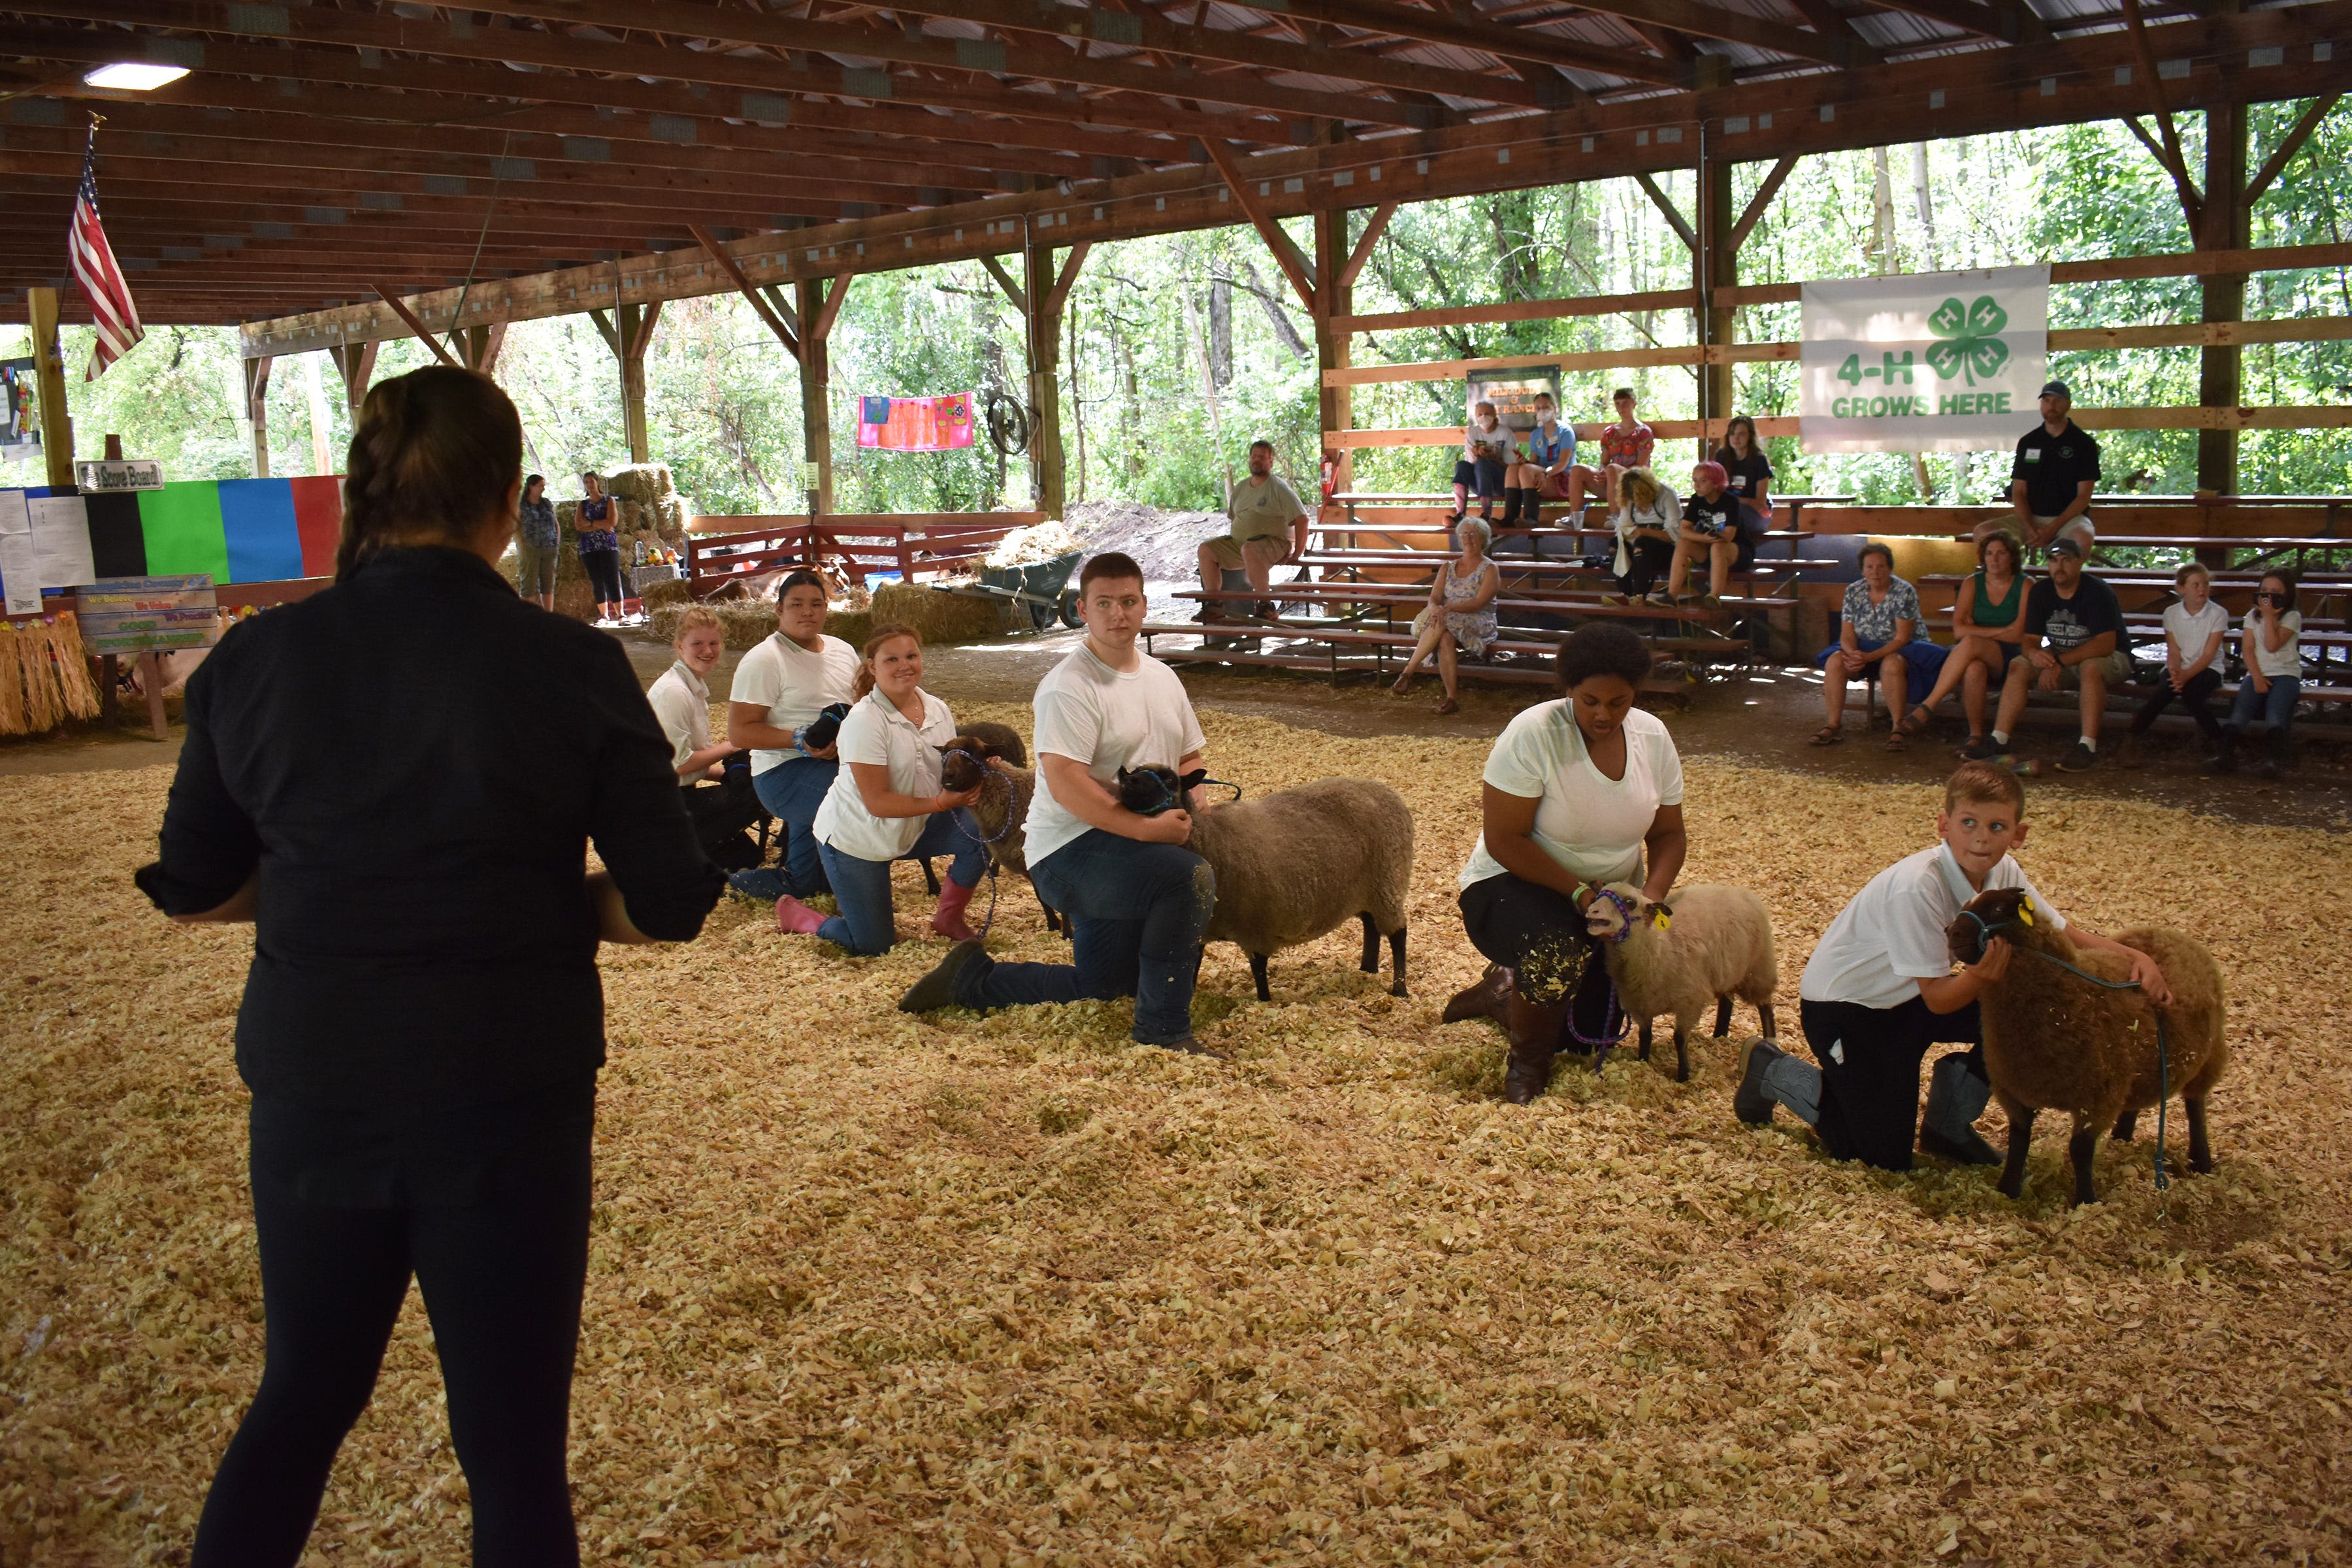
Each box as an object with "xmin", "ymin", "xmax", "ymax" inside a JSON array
[
  {"xmin": 2018, "ymin": 902, "xmax": 2035, "ymax": 927},
  {"xmin": 1651, "ymin": 909, "xmax": 1671, "ymax": 931}
]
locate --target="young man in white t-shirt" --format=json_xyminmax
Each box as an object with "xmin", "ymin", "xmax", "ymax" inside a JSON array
[
  {"xmin": 1736, "ymin": 762, "xmax": 2172, "ymax": 1170},
  {"xmin": 899, "ymin": 552, "xmax": 1223, "ymax": 1057},
  {"xmin": 647, "ymin": 605, "xmax": 763, "ymax": 866},
  {"xmin": 724, "ymin": 569, "xmax": 861, "ymax": 900}
]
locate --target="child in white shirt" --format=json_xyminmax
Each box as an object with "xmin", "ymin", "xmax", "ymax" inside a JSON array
[
  {"xmin": 2215, "ymin": 570, "xmax": 2304, "ymax": 777},
  {"xmin": 2121, "ymin": 560, "xmax": 2228, "ymax": 765}
]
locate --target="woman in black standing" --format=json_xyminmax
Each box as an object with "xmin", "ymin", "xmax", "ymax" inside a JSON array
[{"xmin": 137, "ymin": 366, "xmax": 723, "ymax": 1567}]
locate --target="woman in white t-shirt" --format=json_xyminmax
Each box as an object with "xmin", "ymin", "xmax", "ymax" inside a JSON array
[
  {"xmin": 2121, "ymin": 560, "xmax": 2228, "ymax": 765},
  {"xmin": 1446, "ymin": 623, "xmax": 1687, "ymax": 1105},
  {"xmin": 725, "ymin": 569, "xmax": 861, "ymax": 900},
  {"xmin": 2216, "ymin": 570, "xmax": 2304, "ymax": 777},
  {"xmin": 775, "ymin": 625, "xmax": 989, "ymax": 952}
]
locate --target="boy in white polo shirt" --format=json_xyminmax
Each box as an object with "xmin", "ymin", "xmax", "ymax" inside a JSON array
[
  {"xmin": 898, "ymin": 551, "xmax": 1222, "ymax": 1056},
  {"xmin": 1735, "ymin": 762, "xmax": 2171, "ymax": 1170}
]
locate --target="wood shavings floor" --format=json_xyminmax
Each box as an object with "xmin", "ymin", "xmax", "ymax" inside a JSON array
[{"xmin": 5, "ymin": 706, "xmax": 2348, "ymax": 1567}]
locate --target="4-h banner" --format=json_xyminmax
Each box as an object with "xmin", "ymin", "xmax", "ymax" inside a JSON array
[{"xmin": 1799, "ymin": 265, "xmax": 2050, "ymax": 452}]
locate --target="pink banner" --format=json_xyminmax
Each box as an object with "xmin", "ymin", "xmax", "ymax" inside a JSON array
[{"xmin": 856, "ymin": 392, "xmax": 977, "ymax": 451}]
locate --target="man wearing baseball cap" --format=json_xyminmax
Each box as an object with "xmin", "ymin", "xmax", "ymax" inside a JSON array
[
  {"xmin": 1995, "ymin": 381, "xmax": 2100, "ymax": 557},
  {"xmin": 1982, "ymin": 531, "xmax": 2133, "ymax": 773}
]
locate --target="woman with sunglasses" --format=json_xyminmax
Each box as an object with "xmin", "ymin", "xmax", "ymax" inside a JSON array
[{"xmin": 2212, "ymin": 571, "xmax": 2303, "ymax": 777}]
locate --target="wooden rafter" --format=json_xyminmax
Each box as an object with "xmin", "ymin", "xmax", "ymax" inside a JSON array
[
  {"xmin": 1201, "ymin": 139, "xmax": 1317, "ymax": 313},
  {"xmin": 1633, "ymin": 172, "xmax": 1699, "ymax": 252},
  {"xmin": 1338, "ymin": 203, "xmax": 1400, "ymax": 293},
  {"xmin": 372, "ymin": 284, "xmax": 462, "ymax": 367},
  {"xmin": 1215, "ymin": 0, "xmax": 1690, "ymax": 87},
  {"xmin": 978, "ymin": 255, "xmax": 1029, "ymax": 314},
  {"xmin": 688, "ymin": 223, "xmax": 798, "ymax": 357},
  {"xmin": 2116, "ymin": 0, "xmax": 2202, "ymax": 229},
  {"xmin": 2245, "ymin": 93, "xmax": 2344, "ymax": 206},
  {"xmin": 1728, "ymin": 155, "xmax": 1801, "ymax": 253}
]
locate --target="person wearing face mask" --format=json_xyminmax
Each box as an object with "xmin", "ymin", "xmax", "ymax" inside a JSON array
[
  {"xmin": 1501, "ymin": 391, "xmax": 1575, "ymax": 538},
  {"xmin": 1196, "ymin": 438, "xmax": 1309, "ymax": 621},
  {"xmin": 1448, "ymin": 400, "xmax": 1517, "ymax": 529},
  {"xmin": 1442, "ymin": 624, "xmax": 1688, "ymax": 1105}
]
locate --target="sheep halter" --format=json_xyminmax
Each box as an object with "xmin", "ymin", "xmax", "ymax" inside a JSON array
[{"xmin": 1963, "ymin": 903, "xmax": 2174, "ymax": 1202}]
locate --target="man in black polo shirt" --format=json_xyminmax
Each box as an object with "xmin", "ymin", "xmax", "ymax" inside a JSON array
[{"xmin": 1993, "ymin": 380, "xmax": 2099, "ymax": 557}]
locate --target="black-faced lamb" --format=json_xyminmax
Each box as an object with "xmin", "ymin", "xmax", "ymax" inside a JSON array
[
  {"xmin": 1946, "ymin": 886, "xmax": 2228, "ymax": 1207},
  {"xmin": 1163, "ymin": 772, "xmax": 1414, "ymax": 1001},
  {"xmin": 937, "ymin": 725, "xmax": 1065, "ymax": 934},
  {"xmin": 1582, "ymin": 883, "xmax": 1778, "ymax": 1083}
]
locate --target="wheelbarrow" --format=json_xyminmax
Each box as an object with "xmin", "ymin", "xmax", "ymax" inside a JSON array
[{"xmin": 936, "ymin": 548, "xmax": 1085, "ymax": 632}]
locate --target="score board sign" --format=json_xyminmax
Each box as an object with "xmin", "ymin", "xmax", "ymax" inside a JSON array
[
  {"xmin": 78, "ymin": 575, "xmax": 220, "ymax": 656},
  {"xmin": 1798, "ymin": 265, "xmax": 2050, "ymax": 452}
]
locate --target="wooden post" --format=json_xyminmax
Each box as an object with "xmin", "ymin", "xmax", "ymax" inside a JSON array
[
  {"xmin": 329, "ymin": 340, "xmax": 378, "ymax": 423},
  {"xmin": 137, "ymin": 651, "xmax": 168, "ymax": 740},
  {"xmin": 618, "ymin": 303, "xmax": 656, "ymax": 464},
  {"xmin": 2195, "ymin": 100, "xmax": 2248, "ymax": 496},
  {"xmin": 243, "ymin": 355, "xmax": 274, "ymax": 478},
  {"xmin": 454, "ymin": 322, "xmax": 507, "ymax": 376},
  {"xmin": 1697, "ymin": 148, "xmax": 1738, "ymax": 454},
  {"xmin": 1314, "ymin": 209, "xmax": 1352, "ymax": 500},
  {"xmin": 794, "ymin": 274, "xmax": 853, "ymax": 516},
  {"xmin": 1024, "ymin": 238, "xmax": 1068, "ymax": 520},
  {"xmin": 25, "ymin": 287, "xmax": 74, "ymax": 491}
]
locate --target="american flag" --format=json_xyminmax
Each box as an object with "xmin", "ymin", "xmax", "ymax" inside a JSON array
[{"xmin": 69, "ymin": 124, "xmax": 144, "ymax": 380}]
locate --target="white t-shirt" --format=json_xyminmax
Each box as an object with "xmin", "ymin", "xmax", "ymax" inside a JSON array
[
  {"xmin": 1458, "ymin": 704, "xmax": 1684, "ymax": 890},
  {"xmin": 1799, "ymin": 842, "xmax": 2066, "ymax": 1010},
  {"xmin": 730, "ymin": 631, "xmax": 860, "ymax": 776},
  {"xmin": 811, "ymin": 689, "xmax": 956, "ymax": 862},
  {"xmin": 1025, "ymin": 642, "xmax": 1207, "ymax": 868},
  {"xmin": 1615, "ymin": 487, "xmax": 1682, "ymax": 545},
  {"xmin": 645, "ymin": 659, "xmax": 711, "ymax": 778},
  {"xmin": 1462, "ymin": 419, "xmax": 1518, "ymax": 465},
  {"xmin": 2246, "ymin": 609, "xmax": 2302, "ymax": 679},
  {"xmin": 2161, "ymin": 599, "xmax": 2229, "ymax": 666}
]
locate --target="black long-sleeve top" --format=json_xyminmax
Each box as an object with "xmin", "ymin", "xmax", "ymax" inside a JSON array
[{"xmin": 137, "ymin": 546, "xmax": 723, "ymax": 1113}]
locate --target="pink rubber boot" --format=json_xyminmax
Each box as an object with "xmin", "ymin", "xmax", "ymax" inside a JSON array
[
  {"xmin": 775, "ymin": 896, "xmax": 826, "ymax": 935},
  {"xmin": 930, "ymin": 878, "xmax": 980, "ymax": 941}
]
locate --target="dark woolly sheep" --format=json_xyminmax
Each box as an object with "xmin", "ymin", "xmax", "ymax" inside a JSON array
[
  {"xmin": 938, "ymin": 727, "xmax": 1064, "ymax": 935},
  {"xmin": 1946, "ymin": 887, "xmax": 2229, "ymax": 1206}
]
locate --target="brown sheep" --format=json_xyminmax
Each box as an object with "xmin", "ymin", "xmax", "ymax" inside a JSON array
[
  {"xmin": 1946, "ymin": 887, "xmax": 2228, "ymax": 1206},
  {"xmin": 1582, "ymin": 883, "xmax": 1778, "ymax": 1083},
  {"xmin": 937, "ymin": 725, "xmax": 1064, "ymax": 935}
]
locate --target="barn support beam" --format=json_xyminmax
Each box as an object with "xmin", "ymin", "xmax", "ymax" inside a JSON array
[
  {"xmin": 25, "ymin": 287, "xmax": 74, "ymax": 490},
  {"xmin": 591, "ymin": 301, "xmax": 662, "ymax": 465},
  {"xmin": 327, "ymin": 340, "xmax": 378, "ymax": 425},
  {"xmin": 1023, "ymin": 240, "xmax": 1089, "ymax": 519},
  {"xmin": 794, "ymin": 274, "xmax": 853, "ymax": 515},
  {"xmin": 1313, "ymin": 203, "xmax": 1395, "ymax": 499},
  {"xmin": 243, "ymin": 355, "xmax": 274, "ymax": 478},
  {"xmin": 452, "ymin": 322, "xmax": 507, "ymax": 376},
  {"xmin": 2195, "ymin": 100, "xmax": 2248, "ymax": 496}
]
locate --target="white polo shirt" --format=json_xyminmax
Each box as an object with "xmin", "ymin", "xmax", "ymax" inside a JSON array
[
  {"xmin": 1799, "ymin": 842, "xmax": 2066, "ymax": 1010},
  {"xmin": 1025, "ymin": 642, "xmax": 1205, "ymax": 868},
  {"xmin": 1458, "ymin": 703, "xmax": 1682, "ymax": 890},
  {"xmin": 731, "ymin": 630, "xmax": 860, "ymax": 776},
  {"xmin": 811, "ymin": 689, "xmax": 957, "ymax": 862},
  {"xmin": 645, "ymin": 659, "xmax": 711, "ymax": 778}
]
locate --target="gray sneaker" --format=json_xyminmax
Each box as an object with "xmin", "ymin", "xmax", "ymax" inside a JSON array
[
  {"xmin": 1735, "ymin": 1039, "xmax": 1782, "ymax": 1126},
  {"xmin": 899, "ymin": 939, "xmax": 990, "ymax": 1013}
]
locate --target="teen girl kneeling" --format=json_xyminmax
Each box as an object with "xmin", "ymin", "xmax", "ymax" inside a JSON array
[{"xmin": 776, "ymin": 625, "xmax": 990, "ymax": 952}]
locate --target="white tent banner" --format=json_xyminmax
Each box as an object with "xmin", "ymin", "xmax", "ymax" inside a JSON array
[{"xmin": 1799, "ymin": 265, "xmax": 2050, "ymax": 452}]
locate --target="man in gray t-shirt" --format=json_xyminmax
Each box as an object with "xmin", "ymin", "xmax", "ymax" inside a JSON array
[{"xmin": 1196, "ymin": 438, "xmax": 1307, "ymax": 620}]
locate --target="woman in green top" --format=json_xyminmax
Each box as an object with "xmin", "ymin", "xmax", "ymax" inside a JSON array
[{"xmin": 1895, "ymin": 531, "xmax": 2027, "ymax": 752}]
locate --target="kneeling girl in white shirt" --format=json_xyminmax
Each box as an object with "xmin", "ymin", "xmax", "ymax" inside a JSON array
[{"xmin": 776, "ymin": 625, "xmax": 988, "ymax": 953}]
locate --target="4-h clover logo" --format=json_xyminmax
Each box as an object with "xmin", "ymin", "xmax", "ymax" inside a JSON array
[{"xmin": 1925, "ymin": 295, "xmax": 2010, "ymax": 387}]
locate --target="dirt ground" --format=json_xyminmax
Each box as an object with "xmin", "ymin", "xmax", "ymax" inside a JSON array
[{"xmin": 5, "ymin": 619, "xmax": 2352, "ymax": 1567}]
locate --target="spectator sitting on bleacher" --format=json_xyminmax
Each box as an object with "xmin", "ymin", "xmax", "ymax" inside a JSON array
[
  {"xmin": 1987, "ymin": 380, "xmax": 2099, "ymax": 558},
  {"xmin": 1713, "ymin": 416, "xmax": 1773, "ymax": 512},
  {"xmin": 1895, "ymin": 530, "xmax": 2028, "ymax": 751},
  {"xmin": 1601, "ymin": 466, "xmax": 1678, "ymax": 606},
  {"xmin": 1503, "ymin": 391, "xmax": 1575, "ymax": 532},
  {"xmin": 2212, "ymin": 570, "xmax": 2303, "ymax": 778},
  {"xmin": 1195, "ymin": 438, "xmax": 1309, "ymax": 623},
  {"xmin": 2116, "ymin": 561, "xmax": 2229, "ymax": 769},
  {"xmin": 1447, "ymin": 401, "xmax": 1518, "ymax": 528},
  {"xmin": 1656, "ymin": 461, "xmax": 1758, "ymax": 608},
  {"xmin": 1564, "ymin": 387, "xmax": 1653, "ymax": 523},
  {"xmin": 1986, "ymin": 535, "xmax": 2132, "ymax": 773},
  {"xmin": 1812, "ymin": 543, "xmax": 1947, "ymax": 751},
  {"xmin": 1391, "ymin": 517, "xmax": 1501, "ymax": 716}
]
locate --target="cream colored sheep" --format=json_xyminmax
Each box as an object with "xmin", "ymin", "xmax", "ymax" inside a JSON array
[{"xmin": 1583, "ymin": 883, "xmax": 1778, "ymax": 1082}]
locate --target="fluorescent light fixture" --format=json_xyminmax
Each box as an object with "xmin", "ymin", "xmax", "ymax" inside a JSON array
[{"xmin": 82, "ymin": 62, "xmax": 190, "ymax": 90}]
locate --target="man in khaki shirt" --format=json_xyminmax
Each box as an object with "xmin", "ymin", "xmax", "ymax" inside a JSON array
[{"xmin": 1195, "ymin": 439, "xmax": 1309, "ymax": 621}]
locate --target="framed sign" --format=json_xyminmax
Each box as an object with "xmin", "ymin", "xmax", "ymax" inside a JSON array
[
  {"xmin": 1465, "ymin": 364, "xmax": 1561, "ymax": 438},
  {"xmin": 76, "ymin": 574, "xmax": 221, "ymax": 655},
  {"xmin": 74, "ymin": 458, "xmax": 165, "ymax": 493}
]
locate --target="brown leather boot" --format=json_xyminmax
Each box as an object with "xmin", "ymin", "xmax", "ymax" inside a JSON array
[
  {"xmin": 1442, "ymin": 963, "xmax": 1515, "ymax": 1025},
  {"xmin": 1503, "ymin": 994, "xmax": 1567, "ymax": 1105}
]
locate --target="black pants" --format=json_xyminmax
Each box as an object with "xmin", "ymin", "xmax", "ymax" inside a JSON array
[
  {"xmin": 2128, "ymin": 666, "xmax": 2222, "ymax": 742},
  {"xmin": 1458, "ymin": 872, "xmax": 1619, "ymax": 1045},
  {"xmin": 580, "ymin": 547, "xmax": 624, "ymax": 604},
  {"xmin": 683, "ymin": 768, "xmax": 766, "ymax": 861},
  {"xmin": 1616, "ymin": 536, "xmax": 1674, "ymax": 598},
  {"xmin": 192, "ymin": 1089, "xmax": 595, "ymax": 1568},
  {"xmin": 1800, "ymin": 996, "xmax": 1983, "ymax": 1171}
]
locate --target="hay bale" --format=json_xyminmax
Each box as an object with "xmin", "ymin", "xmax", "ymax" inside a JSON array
[
  {"xmin": 868, "ymin": 581, "xmax": 1007, "ymax": 644},
  {"xmin": 641, "ymin": 578, "xmax": 692, "ymax": 610},
  {"xmin": 825, "ymin": 608, "xmax": 872, "ymax": 647},
  {"xmin": 650, "ymin": 599, "xmax": 780, "ymax": 651},
  {"xmin": 605, "ymin": 464, "xmax": 675, "ymax": 504}
]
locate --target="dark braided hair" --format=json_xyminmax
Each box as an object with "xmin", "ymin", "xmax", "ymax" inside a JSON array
[{"xmin": 336, "ymin": 367, "xmax": 523, "ymax": 581}]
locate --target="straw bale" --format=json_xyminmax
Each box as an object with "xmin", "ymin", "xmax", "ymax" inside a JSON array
[
  {"xmin": 868, "ymin": 581, "xmax": 1008, "ymax": 644},
  {"xmin": 0, "ymin": 625, "xmax": 25, "ymax": 736},
  {"xmin": 649, "ymin": 599, "xmax": 777, "ymax": 651},
  {"xmin": 605, "ymin": 463, "xmax": 676, "ymax": 504},
  {"xmin": 48, "ymin": 614, "xmax": 101, "ymax": 720},
  {"xmin": 640, "ymin": 578, "xmax": 693, "ymax": 611},
  {"xmin": 5, "ymin": 713, "xmax": 2350, "ymax": 1567}
]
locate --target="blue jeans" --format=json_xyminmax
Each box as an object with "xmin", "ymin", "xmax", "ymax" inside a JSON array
[
  {"xmin": 814, "ymin": 814, "xmax": 990, "ymax": 956},
  {"xmin": 957, "ymin": 830, "xmax": 1215, "ymax": 1045},
  {"xmin": 749, "ymin": 757, "xmax": 838, "ymax": 896},
  {"xmin": 2227, "ymin": 675, "xmax": 2299, "ymax": 733}
]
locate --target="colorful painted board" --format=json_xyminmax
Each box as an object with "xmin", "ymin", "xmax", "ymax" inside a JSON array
[
  {"xmin": 0, "ymin": 476, "xmax": 342, "ymax": 596},
  {"xmin": 855, "ymin": 392, "xmax": 977, "ymax": 451}
]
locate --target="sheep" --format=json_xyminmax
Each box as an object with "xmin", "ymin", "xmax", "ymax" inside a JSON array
[
  {"xmin": 1946, "ymin": 886, "xmax": 2228, "ymax": 1207},
  {"xmin": 936, "ymin": 726, "xmax": 1066, "ymax": 934},
  {"xmin": 1117, "ymin": 768, "xmax": 1414, "ymax": 1002},
  {"xmin": 1582, "ymin": 883, "xmax": 1778, "ymax": 1083}
]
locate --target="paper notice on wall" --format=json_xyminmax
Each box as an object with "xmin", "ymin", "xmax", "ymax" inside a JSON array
[
  {"xmin": 27, "ymin": 493, "xmax": 97, "ymax": 588},
  {"xmin": 0, "ymin": 491, "xmax": 36, "ymax": 615},
  {"xmin": 1799, "ymin": 265, "xmax": 2050, "ymax": 452}
]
